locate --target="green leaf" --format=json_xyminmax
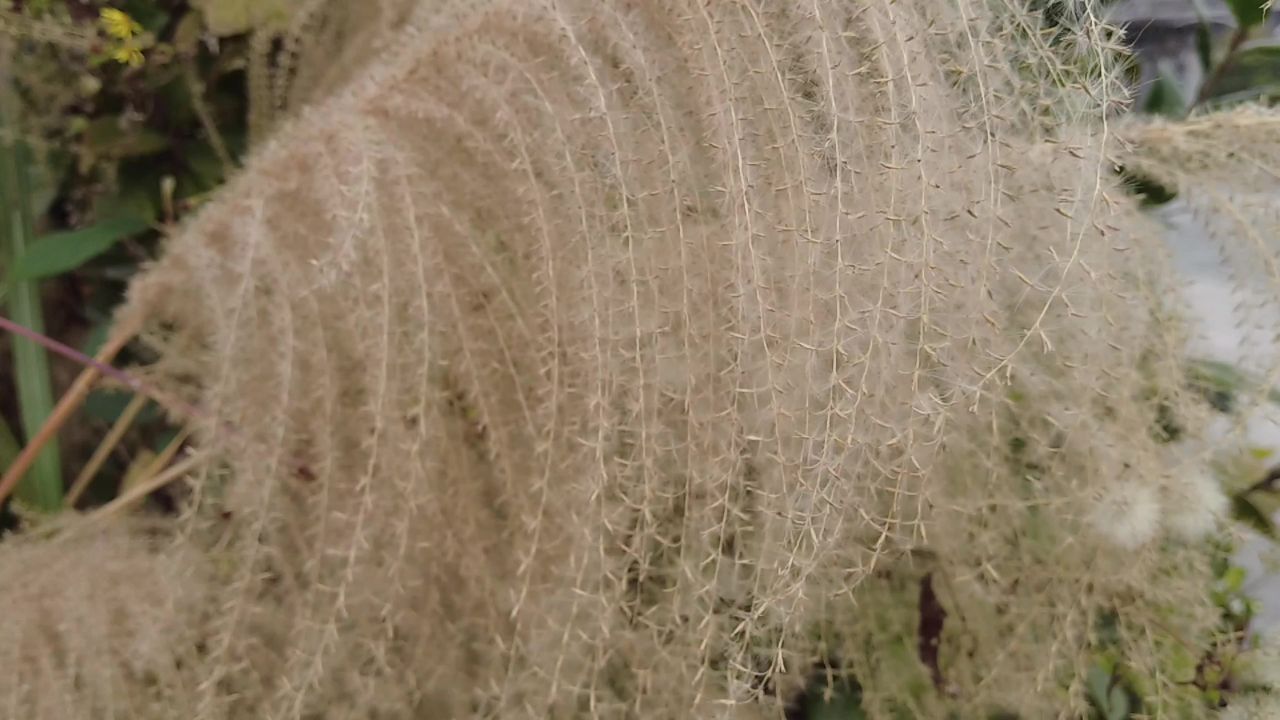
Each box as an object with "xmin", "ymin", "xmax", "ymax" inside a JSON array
[
  {"xmin": 1225, "ymin": 0, "xmax": 1269, "ymax": 28},
  {"xmin": 152, "ymin": 427, "xmax": 180, "ymax": 455},
  {"xmin": 109, "ymin": 163, "xmax": 165, "ymax": 221},
  {"xmin": 121, "ymin": 0, "xmax": 170, "ymax": 33},
  {"xmin": 1086, "ymin": 661, "xmax": 1113, "ymax": 711},
  {"xmin": 154, "ymin": 73, "xmax": 197, "ymax": 127},
  {"xmin": 805, "ymin": 678, "xmax": 867, "ymax": 720},
  {"xmin": 1196, "ymin": 22, "xmax": 1214, "ymax": 73},
  {"xmin": 80, "ymin": 316, "xmax": 110, "ymax": 359},
  {"xmin": 1143, "ymin": 70, "xmax": 1187, "ymax": 118},
  {"xmin": 8, "ymin": 214, "xmax": 150, "ymax": 281},
  {"xmin": 1168, "ymin": 645, "xmax": 1197, "ymax": 685},
  {"xmin": 1188, "ymin": 358, "xmax": 1280, "ymax": 408},
  {"xmin": 1106, "ymin": 684, "xmax": 1130, "ymax": 720},
  {"xmin": 182, "ymin": 141, "xmax": 227, "ymax": 192},
  {"xmin": 84, "ymin": 389, "xmax": 159, "ymax": 425},
  {"xmin": 1232, "ymin": 494, "xmax": 1277, "ymax": 539},
  {"xmin": 1200, "ymin": 41, "xmax": 1280, "ymax": 106},
  {"xmin": 192, "ymin": 0, "xmax": 295, "ymax": 36},
  {"xmin": 1222, "ymin": 565, "xmax": 1247, "ymax": 594}
]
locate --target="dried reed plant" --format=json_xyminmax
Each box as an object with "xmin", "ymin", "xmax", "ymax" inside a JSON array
[{"xmin": 4, "ymin": 0, "xmax": 1270, "ymax": 717}]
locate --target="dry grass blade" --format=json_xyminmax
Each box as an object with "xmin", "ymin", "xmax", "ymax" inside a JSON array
[
  {"xmin": 0, "ymin": 327, "xmax": 134, "ymax": 508},
  {"xmin": 85, "ymin": 448, "xmax": 204, "ymax": 522},
  {"xmin": 64, "ymin": 394, "xmax": 149, "ymax": 508}
]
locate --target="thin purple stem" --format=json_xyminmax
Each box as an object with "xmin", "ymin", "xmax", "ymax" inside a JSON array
[
  {"xmin": 0, "ymin": 313, "xmax": 205, "ymax": 421},
  {"xmin": 0, "ymin": 313, "xmax": 315, "ymax": 480}
]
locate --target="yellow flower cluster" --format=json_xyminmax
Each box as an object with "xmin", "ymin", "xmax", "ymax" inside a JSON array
[{"xmin": 99, "ymin": 8, "xmax": 145, "ymax": 67}]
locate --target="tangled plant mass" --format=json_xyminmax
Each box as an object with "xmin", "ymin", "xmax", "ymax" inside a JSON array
[{"xmin": 4, "ymin": 0, "xmax": 1278, "ymax": 717}]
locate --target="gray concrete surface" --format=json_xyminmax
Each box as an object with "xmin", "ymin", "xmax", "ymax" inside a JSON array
[{"xmin": 1159, "ymin": 200, "xmax": 1280, "ymax": 630}]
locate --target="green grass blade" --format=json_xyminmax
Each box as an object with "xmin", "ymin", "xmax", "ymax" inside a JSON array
[
  {"xmin": 9, "ymin": 213, "xmax": 150, "ymax": 281},
  {"xmin": 1187, "ymin": 358, "xmax": 1280, "ymax": 410},
  {"xmin": 0, "ymin": 63, "xmax": 63, "ymax": 512}
]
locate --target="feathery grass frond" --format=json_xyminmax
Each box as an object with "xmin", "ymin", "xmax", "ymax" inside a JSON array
[{"xmin": 2, "ymin": 0, "xmax": 1275, "ymax": 718}]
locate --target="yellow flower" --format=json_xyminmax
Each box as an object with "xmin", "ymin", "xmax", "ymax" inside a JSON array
[
  {"xmin": 110, "ymin": 43, "xmax": 145, "ymax": 68},
  {"xmin": 99, "ymin": 8, "xmax": 142, "ymax": 41},
  {"xmin": 98, "ymin": 9, "xmax": 146, "ymax": 67}
]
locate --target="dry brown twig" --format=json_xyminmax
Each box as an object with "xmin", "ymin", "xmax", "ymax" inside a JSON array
[
  {"xmin": 0, "ymin": 323, "xmax": 137, "ymax": 507},
  {"xmin": 63, "ymin": 394, "xmax": 149, "ymax": 507}
]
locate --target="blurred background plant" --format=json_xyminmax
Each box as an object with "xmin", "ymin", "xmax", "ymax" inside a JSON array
[
  {"xmin": 0, "ymin": 0, "xmax": 260, "ymax": 519},
  {"xmin": 3, "ymin": 0, "xmax": 1280, "ymax": 718},
  {"xmin": 0, "ymin": 0, "xmax": 411, "ymax": 515}
]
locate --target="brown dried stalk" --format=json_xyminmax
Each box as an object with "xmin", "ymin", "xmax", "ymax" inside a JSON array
[
  {"xmin": 63, "ymin": 394, "xmax": 148, "ymax": 508},
  {"xmin": 0, "ymin": 322, "xmax": 135, "ymax": 508}
]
